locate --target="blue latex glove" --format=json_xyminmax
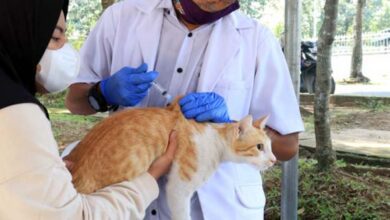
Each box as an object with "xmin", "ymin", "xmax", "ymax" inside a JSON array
[
  {"xmin": 100, "ymin": 63, "xmax": 158, "ymax": 107},
  {"xmin": 179, "ymin": 92, "xmax": 231, "ymax": 123}
]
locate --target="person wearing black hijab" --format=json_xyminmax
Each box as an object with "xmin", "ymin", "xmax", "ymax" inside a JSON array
[
  {"xmin": 0, "ymin": 0, "xmax": 176, "ymax": 219},
  {"xmin": 0, "ymin": 0, "xmax": 67, "ymax": 113}
]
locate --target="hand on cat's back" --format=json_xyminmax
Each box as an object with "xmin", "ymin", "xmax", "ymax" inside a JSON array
[{"xmin": 148, "ymin": 131, "xmax": 178, "ymax": 180}]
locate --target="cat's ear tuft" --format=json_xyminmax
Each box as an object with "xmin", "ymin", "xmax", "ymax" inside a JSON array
[
  {"xmin": 239, "ymin": 115, "xmax": 253, "ymax": 133},
  {"xmin": 231, "ymin": 123, "xmax": 241, "ymax": 139},
  {"xmin": 253, "ymin": 115, "xmax": 269, "ymax": 129}
]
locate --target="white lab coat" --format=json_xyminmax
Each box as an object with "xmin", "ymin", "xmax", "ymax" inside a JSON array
[{"xmin": 77, "ymin": 0, "xmax": 304, "ymax": 219}]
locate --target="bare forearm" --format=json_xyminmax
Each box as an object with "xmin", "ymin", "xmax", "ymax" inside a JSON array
[
  {"xmin": 65, "ymin": 83, "xmax": 96, "ymax": 115},
  {"xmin": 266, "ymin": 127, "xmax": 299, "ymax": 161}
]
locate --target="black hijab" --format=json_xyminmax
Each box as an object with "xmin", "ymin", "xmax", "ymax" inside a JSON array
[{"xmin": 0, "ymin": 0, "xmax": 68, "ymax": 114}]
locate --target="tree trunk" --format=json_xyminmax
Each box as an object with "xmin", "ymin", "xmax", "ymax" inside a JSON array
[
  {"xmin": 314, "ymin": 0, "xmax": 338, "ymax": 171},
  {"xmin": 102, "ymin": 0, "xmax": 116, "ymax": 11},
  {"xmin": 350, "ymin": 0, "xmax": 369, "ymax": 83}
]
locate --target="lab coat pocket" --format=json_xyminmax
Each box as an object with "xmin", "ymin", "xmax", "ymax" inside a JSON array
[
  {"xmin": 213, "ymin": 80, "xmax": 251, "ymax": 120},
  {"xmin": 236, "ymin": 184, "xmax": 265, "ymax": 209}
]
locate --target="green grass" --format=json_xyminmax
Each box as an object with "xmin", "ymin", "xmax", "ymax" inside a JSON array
[
  {"xmin": 263, "ymin": 159, "xmax": 390, "ymax": 219},
  {"xmin": 302, "ymin": 114, "xmax": 315, "ymax": 133},
  {"xmin": 49, "ymin": 111, "xmax": 102, "ymax": 148},
  {"xmin": 357, "ymin": 99, "xmax": 390, "ymax": 112},
  {"xmin": 37, "ymin": 91, "xmax": 67, "ymax": 109},
  {"xmin": 38, "ymin": 92, "xmax": 103, "ymax": 148}
]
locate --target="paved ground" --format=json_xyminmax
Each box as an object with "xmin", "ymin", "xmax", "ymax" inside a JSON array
[
  {"xmin": 335, "ymin": 84, "xmax": 390, "ymax": 97},
  {"xmin": 300, "ymin": 81, "xmax": 390, "ymax": 159},
  {"xmin": 300, "ymin": 129, "xmax": 390, "ymax": 159}
]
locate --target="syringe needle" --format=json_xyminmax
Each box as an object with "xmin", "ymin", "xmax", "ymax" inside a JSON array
[{"xmin": 151, "ymin": 82, "xmax": 172, "ymax": 104}]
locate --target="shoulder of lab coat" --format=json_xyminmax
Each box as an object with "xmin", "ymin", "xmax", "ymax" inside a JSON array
[
  {"xmin": 75, "ymin": 0, "xmax": 170, "ymax": 84},
  {"xmin": 0, "ymin": 103, "xmax": 158, "ymax": 220},
  {"xmin": 197, "ymin": 12, "xmax": 303, "ymax": 135},
  {"xmin": 250, "ymin": 23, "xmax": 304, "ymax": 135}
]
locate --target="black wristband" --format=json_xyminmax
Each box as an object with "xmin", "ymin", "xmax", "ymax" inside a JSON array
[{"xmin": 87, "ymin": 82, "xmax": 118, "ymax": 112}]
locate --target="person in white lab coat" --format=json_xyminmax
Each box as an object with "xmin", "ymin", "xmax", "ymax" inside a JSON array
[
  {"xmin": 0, "ymin": 0, "xmax": 178, "ymax": 219},
  {"xmin": 66, "ymin": 0, "xmax": 304, "ymax": 219}
]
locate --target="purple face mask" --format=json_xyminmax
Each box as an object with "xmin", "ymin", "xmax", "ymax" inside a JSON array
[{"xmin": 176, "ymin": 0, "xmax": 240, "ymax": 25}]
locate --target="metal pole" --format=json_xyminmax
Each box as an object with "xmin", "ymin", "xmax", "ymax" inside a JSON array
[{"xmin": 282, "ymin": 0, "xmax": 301, "ymax": 219}]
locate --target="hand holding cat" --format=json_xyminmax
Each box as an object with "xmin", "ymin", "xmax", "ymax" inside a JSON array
[
  {"xmin": 148, "ymin": 131, "xmax": 178, "ymax": 180},
  {"xmin": 179, "ymin": 92, "xmax": 231, "ymax": 123},
  {"xmin": 99, "ymin": 63, "xmax": 158, "ymax": 107}
]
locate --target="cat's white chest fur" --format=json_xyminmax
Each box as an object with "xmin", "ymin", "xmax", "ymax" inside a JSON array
[
  {"xmin": 165, "ymin": 125, "xmax": 230, "ymax": 220},
  {"xmin": 164, "ymin": 116, "xmax": 275, "ymax": 220}
]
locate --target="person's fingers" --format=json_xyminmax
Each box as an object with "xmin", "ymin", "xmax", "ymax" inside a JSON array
[
  {"xmin": 179, "ymin": 93, "xmax": 197, "ymax": 106},
  {"xmin": 63, "ymin": 159, "xmax": 74, "ymax": 171},
  {"xmin": 134, "ymin": 63, "xmax": 148, "ymax": 73},
  {"xmin": 194, "ymin": 110, "xmax": 215, "ymax": 122},
  {"xmin": 133, "ymin": 82, "xmax": 152, "ymax": 93},
  {"xmin": 182, "ymin": 100, "xmax": 223, "ymax": 118},
  {"xmin": 180, "ymin": 94, "xmax": 220, "ymax": 113},
  {"xmin": 182, "ymin": 105, "xmax": 208, "ymax": 118},
  {"xmin": 129, "ymin": 71, "xmax": 159, "ymax": 84}
]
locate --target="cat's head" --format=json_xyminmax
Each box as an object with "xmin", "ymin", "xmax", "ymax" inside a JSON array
[{"xmin": 224, "ymin": 115, "xmax": 276, "ymax": 171}]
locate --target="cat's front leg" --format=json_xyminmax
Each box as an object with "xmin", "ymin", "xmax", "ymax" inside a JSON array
[{"xmin": 166, "ymin": 172, "xmax": 194, "ymax": 220}]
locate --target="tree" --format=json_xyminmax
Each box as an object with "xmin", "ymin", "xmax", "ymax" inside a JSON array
[
  {"xmin": 67, "ymin": 0, "xmax": 102, "ymax": 49},
  {"xmin": 314, "ymin": 0, "xmax": 338, "ymax": 171},
  {"xmin": 349, "ymin": 0, "xmax": 370, "ymax": 82},
  {"xmin": 102, "ymin": 0, "xmax": 116, "ymax": 11},
  {"xmin": 239, "ymin": 0, "xmax": 267, "ymax": 19}
]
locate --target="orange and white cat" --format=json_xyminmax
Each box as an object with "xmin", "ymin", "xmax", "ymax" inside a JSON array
[{"xmin": 66, "ymin": 98, "xmax": 276, "ymax": 220}]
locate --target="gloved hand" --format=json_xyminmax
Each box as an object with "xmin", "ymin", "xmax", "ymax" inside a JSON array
[
  {"xmin": 179, "ymin": 92, "xmax": 231, "ymax": 123},
  {"xmin": 100, "ymin": 63, "xmax": 158, "ymax": 107}
]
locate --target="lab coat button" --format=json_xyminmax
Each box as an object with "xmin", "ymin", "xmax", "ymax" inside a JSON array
[
  {"xmin": 177, "ymin": 68, "xmax": 183, "ymax": 73},
  {"xmin": 151, "ymin": 209, "xmax": 157, "ymax": 215},
  {"xmin": 188, "ymin": 32, "xmax": 193, "ymax": 37}
]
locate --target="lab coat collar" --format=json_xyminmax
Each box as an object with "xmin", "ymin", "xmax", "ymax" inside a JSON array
[
  {"xmin": 136, "ymin": 0, "xmax": 254, "ymax": 30},
  {"xmin": 229, "ymin": 11, "xmax": 254, "ymax": 29},
  {"xmin": 197, "ymin": 14, "xmax": 241, "ymax": 92},
  {"xmin": 135, "ymin": 0, "xmax": 254, "ymax": 91}
]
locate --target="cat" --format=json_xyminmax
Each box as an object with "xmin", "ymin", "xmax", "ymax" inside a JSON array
[{"xmin": 65, "ymin": 97, "xmax": 276, "ymax": 220}]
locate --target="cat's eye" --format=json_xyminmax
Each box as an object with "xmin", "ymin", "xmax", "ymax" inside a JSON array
[{"xmin": 257, "ymin": 144, "xmax": 264, "ymax": 151}]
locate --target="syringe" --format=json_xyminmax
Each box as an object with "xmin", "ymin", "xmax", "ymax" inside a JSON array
[{"xmin": 151, "ymin": 81, "xmax": 173, "ymax": 104}]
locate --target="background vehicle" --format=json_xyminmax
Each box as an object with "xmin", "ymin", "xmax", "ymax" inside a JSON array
[{"xmin": 300, "ymin": 41, "xmax": 336, "ymax": 94}]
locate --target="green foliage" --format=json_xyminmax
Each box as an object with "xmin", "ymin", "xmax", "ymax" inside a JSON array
[
  {"xmin": 37, "ymin": 91, "xmax": 67, "ymax": 109},
  {"xmin": 239, "ymin": 0, "xmax": 267, "ymax": 19},
  {"xmin": 335, "ymin": 0, "xmax": 356, "ymax": 35},
  {"xmin": 67, "ymin": 0, "xmax": 102, "ymax": 50},
  {"xmin": 301, "ymin": 0, "xmax": 390, "ymax": 38},
  {"xmin": 64, "ymin": 0, "xmax": 390, "ymax": 45},
  {"xmin": 357, "ymin": 99, "xmax": 388, "ymax": 112},
  {"xmin": 264, "ymin": 159, "xmax": 390, "ymax": 219}
]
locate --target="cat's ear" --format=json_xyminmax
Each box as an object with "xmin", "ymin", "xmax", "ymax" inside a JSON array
[
  {"xmin": 253, "ymin": 115, "xmax": 269, "ymax": 129},
  {"xmin": 238, "ymin": 115, "xmax": 253, "ymax": 134}
]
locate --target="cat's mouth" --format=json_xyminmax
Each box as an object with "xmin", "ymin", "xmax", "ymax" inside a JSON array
[{"xmin": 248, "ymin": 159, "xmax": 275, "ymax": 171}]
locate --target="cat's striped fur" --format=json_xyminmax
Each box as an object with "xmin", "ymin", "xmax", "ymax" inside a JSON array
[{"xmin": 66, "ymin": 98, "xmax": 276, "ymax": 220}]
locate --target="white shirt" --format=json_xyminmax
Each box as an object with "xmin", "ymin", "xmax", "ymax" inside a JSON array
[
  {"xmin": 145, "ymin": 5, "xmax": 213, "ymax": 219},
  {"xmin": 148, "ymin": 8, "xmax": 214, "ymax": 107},
  {"xmin": 75, "ymin": 0, "xmax": 305, "ymax": 219}
]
